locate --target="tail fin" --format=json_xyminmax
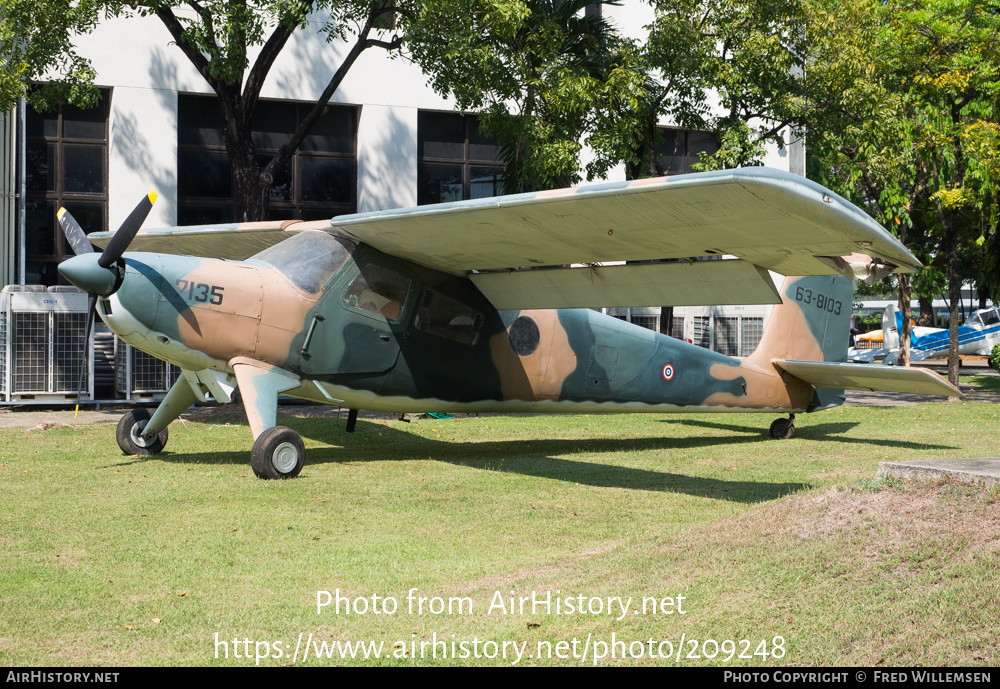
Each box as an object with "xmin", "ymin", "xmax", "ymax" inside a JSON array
[
  {"xmin": 751, "ymin": 275, "xmax": 854, "ymax": 365},
  {"xmin": 882, "ymin": 303, "xmax": 900, "ymax": 350},
  {"xmin": 754, "ymin": 276, "xmax": 963, "ymax": 403}
]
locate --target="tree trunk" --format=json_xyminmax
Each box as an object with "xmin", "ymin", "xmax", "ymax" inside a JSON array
[
  {"xmin": 897, "ymin": 274, "xmax": 912, "ymax": 367},
  {"xmin": 945, "ymin": 211, "xmax": 961, "ymax": 390},
  {"xmin": 229, "ymin": 142, "xmax": 271, "ymax": 222},
  {"xmin": 918, "ymin": 295, "xmax": 934, "ymax": 326}
]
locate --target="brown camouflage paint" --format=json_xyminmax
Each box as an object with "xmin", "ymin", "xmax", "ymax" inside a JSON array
[{"xmin": 489, "ymin": 309, "xmax": 578, "ymax": 402}]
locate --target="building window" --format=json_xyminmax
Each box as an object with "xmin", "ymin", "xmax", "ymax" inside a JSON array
[
  {"xmin": 417, "ymin": 112, "xmax": 501, "ymax": 205},
  {"xmin": 627, "ymin": 128, "xmax": 720, "ymax": 179},
  {"xmin": 25, "ymin": 90, "xmax": 109, "ymax": 285},
  {"xmin": 177, "ymin": 95, "xmax": 357, "ymax": 224},
  {"xmin": 654, "ymin": 128, "xmax": 719, "ymax": 175}
]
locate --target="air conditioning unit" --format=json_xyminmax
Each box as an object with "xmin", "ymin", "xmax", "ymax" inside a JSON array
[
  {"xmin": 0, "ymin": 285, "xmax": 93, "ymax": 403},
  {"xmin": 114, "ymin": 340, "xmax": 180, "ymax": 400}
]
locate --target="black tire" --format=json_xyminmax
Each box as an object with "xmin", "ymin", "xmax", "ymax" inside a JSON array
[
  {"xmin": 116, "ymin": 408, "xmax": 168, "ymax": 455},
  {"xmin": 769, "ymin": 417, "xmax": 795, "ymax": 440},
  {"xmin": 251, "ymin": 426, "xmax": 304, "ymax": 480}
]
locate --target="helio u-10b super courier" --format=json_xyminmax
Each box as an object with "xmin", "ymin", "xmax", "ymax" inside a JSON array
[{"xmin": 57, "ymin": 168, "xmax": 960, "ymax": 479}]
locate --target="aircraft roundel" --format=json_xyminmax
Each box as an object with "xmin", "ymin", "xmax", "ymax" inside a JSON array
[{"xmin": 662, "ymin": 364, "xmax": 675, "ymax": 381}]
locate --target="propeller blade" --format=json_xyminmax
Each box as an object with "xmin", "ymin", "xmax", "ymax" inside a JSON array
[
  {"xmin": 57, "ymin": 208, "xmax": 95, "ymax": 256},
  {"xmin": 98, "ymin": 190, "xmax": 157, "ymax": 269}
]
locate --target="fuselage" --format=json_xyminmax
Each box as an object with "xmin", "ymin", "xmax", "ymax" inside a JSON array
[
  {"xmin": 896, "ymin": 308, "xmax": 1000, "ymax": 357},
  {"xmin": 100, "ymin": 230, "xmax": 813, "ymax": 415}
]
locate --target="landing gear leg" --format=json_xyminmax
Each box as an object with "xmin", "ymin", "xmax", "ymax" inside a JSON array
[
  {"xmin": 231, "ymin": 361, "xmax": 303, "ymax": 479},
  {"xmin": 769, "ymin": 414, "xmax": 795, "ymax": 440},
  {"xmin": 346, "ymin": 408, "xmax": 358, "ymax": 433}
]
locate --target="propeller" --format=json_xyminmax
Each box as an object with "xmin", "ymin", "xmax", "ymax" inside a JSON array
[{"xmin": 57, "ymin": 191, "xmax": 157, "ymax": 411}]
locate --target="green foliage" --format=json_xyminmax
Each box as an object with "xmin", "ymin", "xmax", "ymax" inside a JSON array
[
  {"xmin": 0, "ymin": 0, "xmax": 102, "ymax": 111},
  {"xmin": 801, "ymin": 0, "xmax": 1000, "ymax": 380},
  {"xmin": 593, "ymin": 0, "xmax": 808, "ymax": 180},
  {"xmin": 409, "ymin": 0, "xmax": 640, "ymax": 193},
  {"xmin": 989, "ymin": 343, "xmax": 1000, "ymax": 372}
]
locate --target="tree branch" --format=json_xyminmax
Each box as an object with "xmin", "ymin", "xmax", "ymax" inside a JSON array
[
  {"xmin": 261, "ymin": 10, "xmax": 383, "ymax": 181},
  {"xmin": 155, "ymin": 7, "xmax": 216, "ymax": 88}
]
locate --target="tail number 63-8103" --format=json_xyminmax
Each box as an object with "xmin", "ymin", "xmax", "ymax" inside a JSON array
[{"xmin": 794, "ymin": 285, "xmax": 841, "ymax": 315}]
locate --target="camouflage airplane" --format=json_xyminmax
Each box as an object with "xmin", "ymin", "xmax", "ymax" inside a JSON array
[{"xmin": 56, "ymin": 168, "xmax": 960, "ymax": 479}]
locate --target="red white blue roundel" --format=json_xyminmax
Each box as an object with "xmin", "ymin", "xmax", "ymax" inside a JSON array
[{"xmin": 662, "ymin": 364, "xmax": 675, "ymax": 380}]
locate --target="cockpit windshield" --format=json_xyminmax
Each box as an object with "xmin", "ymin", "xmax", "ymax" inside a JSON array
[
  {"xmin": 250, "ymin": 230, "xmax": 355, "ymax": 294},
  {"xmin": 967, "ymin": 307, "xmax": 999, "ymax": 329}
]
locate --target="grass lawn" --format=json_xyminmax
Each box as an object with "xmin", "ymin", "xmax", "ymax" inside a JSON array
[
  {"xmin": 1, "ymin": 402, "xmax": 998, "ymax": 666},
  {"xmin": 961, "ymin": 374, "xmax": 1000, "ymax": 393}
]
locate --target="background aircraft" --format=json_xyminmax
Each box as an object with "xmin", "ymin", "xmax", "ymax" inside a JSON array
[
  {"xmin": 849, "ymin": 303, "xmax": 1000, "ymax": 364},
  {"xmin": 56, "ymin": 168, "xmax": 960, "ymax": 479}
]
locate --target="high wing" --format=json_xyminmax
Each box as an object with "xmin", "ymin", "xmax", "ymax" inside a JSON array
[
  {"xmin": 87, "ymin": 219, "xmax": 334, "ymax": 261},
  {"xmin": 89, "ymin": 168, "xmax": 920, "ymax": 309}
]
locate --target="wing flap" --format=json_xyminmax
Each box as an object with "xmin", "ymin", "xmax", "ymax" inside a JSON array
[
  {"xmin": 775, "ymin": 360, "xmax": 962, "ymax": 397},
  {"xmin": 470, "ymin": 259, "xmax": 781, "ymax": 309}
]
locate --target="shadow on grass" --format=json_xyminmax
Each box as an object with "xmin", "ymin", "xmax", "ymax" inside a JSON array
[
  {"xmin": 102, "ymin": 418, "xmax": 811, "ymax": 503},
  {"xmin": 661, "ymin": 418, "xmax": 956, "ymax": 450}
]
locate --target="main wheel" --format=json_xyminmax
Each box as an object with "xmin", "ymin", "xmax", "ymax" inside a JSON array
[
  {"xmin": 251, "ymin": 426, "xmax": 305, "ymax": 480},
  {"xmin": 116, "ymin": 408, "xmax": 168, "ymax": 455},
  {"xmin": 769, "ymin": 417, "xmax": 795, "ymax": 440}
]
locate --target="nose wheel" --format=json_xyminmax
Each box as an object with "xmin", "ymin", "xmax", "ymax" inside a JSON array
[
  {"xmin": 769, "ymin": 415, "xmax": 795, "ymax": 440},
  {"xmin": 251, "ymin": 426, "xmax": 305, "ymax": 479},
  {"xmin": 116, "ymin": 408, "xmax": 169, "ymax": 455}
]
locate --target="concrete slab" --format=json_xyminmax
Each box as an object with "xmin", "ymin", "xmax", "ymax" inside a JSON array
[{"xmin": 877, "ymin": 458, "xmax": 1000, "ymax": 487}]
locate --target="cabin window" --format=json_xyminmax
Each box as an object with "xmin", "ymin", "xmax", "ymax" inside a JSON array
[
  {"xmin": 251, "ymin": 231, "xmax": 354, "ymax": 294},
  {"xmin": 414, "ymin": 289, "xmax": 484, "ymax": 345},
  {"xmin": 342, "ymin": 264, "xmax": 412, "ymax": 323}
]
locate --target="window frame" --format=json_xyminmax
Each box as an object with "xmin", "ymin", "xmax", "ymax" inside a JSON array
[
  {"xmin": 417, "ymin": 111, "xmax": 502, "ymax": 205},
  {"xmin": 25, "ymin": 89, "xmax": 110, "ymax": 285},
  {"xmin": 177, "ymin": 95, "xmax": 359, "ymax": 224}
]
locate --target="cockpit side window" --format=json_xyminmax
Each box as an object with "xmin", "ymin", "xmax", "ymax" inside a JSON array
[
  {"xmin": 250, "ymin": 230, "xmax": 355, "ymax": 294},
  {"xmin": 981, "ymin": 309, "xmax": 1000, "ymax": 327},
  {"xmin": 413, "ymin": 288, "xmax": 484, "ymax": 345},
  {"xmin": 342, "ymin": 263, "xmax": 412, "ymax": 323}
]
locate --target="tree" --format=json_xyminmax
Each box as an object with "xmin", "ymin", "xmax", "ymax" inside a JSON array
[
  {"xmin": 408, "ymin": 0, "xmax": 643, "ymax": 194},
  {"xmin": 2, "ymin": 0, "xmax": 531, "ymax": 220},
  {"xmin": 589, "ymin": 0, "xmax": 809, "ymax": 180},
  {"xmin": 800, "ymin": 0, "xmax": 1000, "ymax": 385}
]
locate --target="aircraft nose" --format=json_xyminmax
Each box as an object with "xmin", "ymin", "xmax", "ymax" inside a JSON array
[{"xmin": 58, "ymin": 253, "xmax": 120, "ymax": 296}]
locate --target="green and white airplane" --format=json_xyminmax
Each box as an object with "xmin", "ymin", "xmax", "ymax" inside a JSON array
[{"xmin": 57, "ymin": 168, "xmax": 960, "ymax": 479}]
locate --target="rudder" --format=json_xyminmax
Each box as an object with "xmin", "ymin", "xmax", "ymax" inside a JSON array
[{"xmin": 751, "ymin": 275, "xmax": 854, "ymax": 365}]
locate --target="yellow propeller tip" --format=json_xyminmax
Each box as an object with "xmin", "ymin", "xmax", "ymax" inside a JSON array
[
  {"xmin": 57, "ymin": 208, "xmax": 66, "ymax": 218},
  {"xmin": 148, "ymin": 190, "xmax": 158, "ymax": 205}
]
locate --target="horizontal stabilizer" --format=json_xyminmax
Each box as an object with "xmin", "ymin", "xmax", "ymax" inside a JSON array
[{"xmin": 774, "ymin": 360, "xmax": 962, "ymax": 397}]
